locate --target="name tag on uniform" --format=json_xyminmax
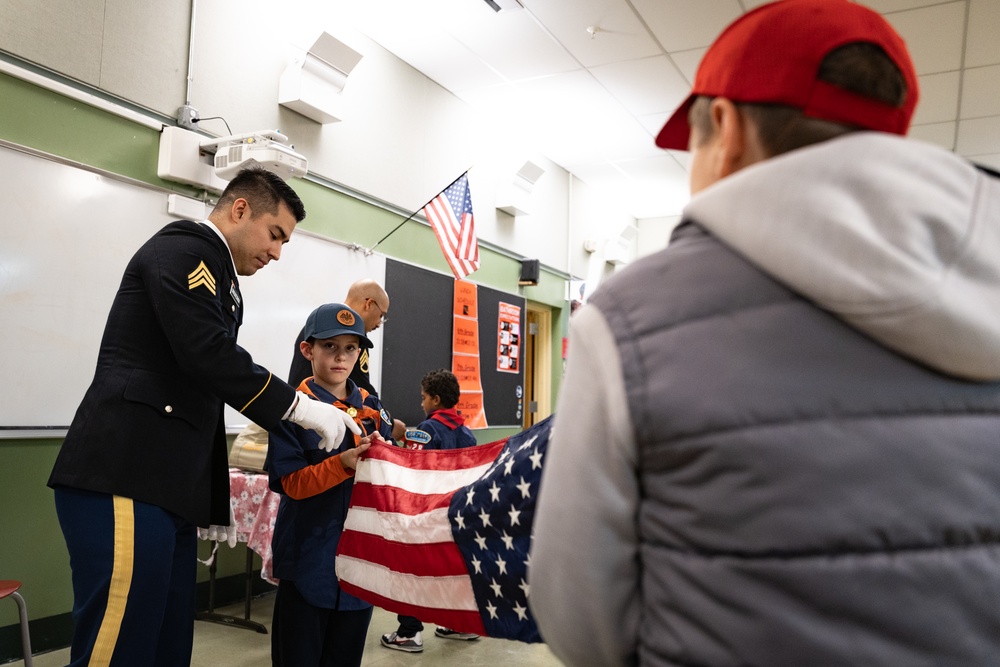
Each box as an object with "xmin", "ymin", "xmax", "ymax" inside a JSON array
[{"xmin": 229, "ymin": 280, "xmax": 241, "ymax": 308}]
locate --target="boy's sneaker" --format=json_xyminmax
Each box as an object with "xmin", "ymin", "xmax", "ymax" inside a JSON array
[
  {"xmin": 381, "ymin": 631, "xmax": 424, "ymax": 653},
  {"xmin": 434, "ymin": 627, "xmax": 480, "ymax": 641}
]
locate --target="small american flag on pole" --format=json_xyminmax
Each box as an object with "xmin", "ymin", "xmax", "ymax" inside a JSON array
[
  {"xmin": 335, "ymin": 416, "xmax": 553, "ymax": 643},
  {"xmin": 423, "ymin": 172, "xmax": 480, "ymax": 280}
]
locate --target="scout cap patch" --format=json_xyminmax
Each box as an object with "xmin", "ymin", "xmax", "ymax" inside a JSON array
[{"xmin": 188, "ymin": 261, "xmax": 216, "ymax": 295}]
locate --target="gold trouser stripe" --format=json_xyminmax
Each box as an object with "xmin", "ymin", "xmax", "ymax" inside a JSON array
[
  {"xmin": 240, "ymin": 372, "xmax": 272, "ymax": 413},
  {"xmin": 90, "ymin": 496, "xmax": 135, "ymax": 666}
]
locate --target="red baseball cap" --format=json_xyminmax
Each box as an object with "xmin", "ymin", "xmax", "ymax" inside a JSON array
[{"xmin": 656, "ymin": 0, "xmax": 919, "ymax": 150}]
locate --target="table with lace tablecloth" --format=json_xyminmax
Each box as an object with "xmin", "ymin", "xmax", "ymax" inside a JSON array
[
  {"xmin": 197, "ymin": 468, "xmax": 280, "ymax": 633},
  {"xmin": 228, "ymin": 467, "xmax": 280, "ymax": 584}
]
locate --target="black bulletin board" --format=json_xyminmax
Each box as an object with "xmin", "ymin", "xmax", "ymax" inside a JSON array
[{"xmin": 381, "ymin": 259, "xmax": 526, "ymax": 428}]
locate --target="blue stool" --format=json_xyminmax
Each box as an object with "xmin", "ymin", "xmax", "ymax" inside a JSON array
[{"xmin": 0, "ymin": 580, "xmax": 33, "ymax": 666}]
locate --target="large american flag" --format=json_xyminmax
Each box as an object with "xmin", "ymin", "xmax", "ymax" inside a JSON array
[
  {"xmin": 335, "ymin": 416, "xmax": 553, "ymax": 643},
  {"xmin": 423, "ymin": 172, "xmax": 480, "ymax": 280}
]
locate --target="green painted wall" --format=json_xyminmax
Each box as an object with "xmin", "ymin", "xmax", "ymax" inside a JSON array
[{"xmin": 0, "ymin": 70, "xmax": 567, "ymax": 641}]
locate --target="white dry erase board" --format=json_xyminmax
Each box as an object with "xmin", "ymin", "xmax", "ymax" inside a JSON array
[{"xmin": 0, "ymin": 143, "xmax": 385, "ymax": 432}]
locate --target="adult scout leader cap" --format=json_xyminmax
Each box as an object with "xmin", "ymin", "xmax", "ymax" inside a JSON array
[{"xmin": 655, "ymin": 0, "xmax": 919, "ymax": 150}]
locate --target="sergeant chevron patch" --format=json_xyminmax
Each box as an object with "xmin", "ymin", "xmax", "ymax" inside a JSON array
[{"xmin": 188, "ymin": 261, "xmax": 216, "ymax": 295}]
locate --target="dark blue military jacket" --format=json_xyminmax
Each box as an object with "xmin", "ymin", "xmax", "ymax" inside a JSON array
[{"xmin": 49, "ymin": 220, "xmax": 296, "ymax": 526}]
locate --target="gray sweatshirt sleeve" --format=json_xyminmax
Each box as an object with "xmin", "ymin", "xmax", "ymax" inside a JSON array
[{"xmin": 529, "ymin": 304, "xmax": 640, "ymax": 667}]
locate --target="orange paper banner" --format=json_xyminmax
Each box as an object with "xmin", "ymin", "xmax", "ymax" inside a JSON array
[
  {"xmin": 453, "ymin": 280, "xmax": 478, "ymax": 318},
  {"xmin": 452, "ymin": 317, "xmax": 479, "ymax": 355},
  {"xmin": 452, "ymin": 279, "xmax": 487, "ymax": 428}
]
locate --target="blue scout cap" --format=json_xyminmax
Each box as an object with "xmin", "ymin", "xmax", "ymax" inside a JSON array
[{"xmin": 303, "ymin": 303, "xmax": 373, "ymax": 348}]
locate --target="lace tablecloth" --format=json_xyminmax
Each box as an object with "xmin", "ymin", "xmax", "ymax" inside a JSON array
[{"xmin": 228, "ymin": 468, "xmax": 280, "ymax": 584}]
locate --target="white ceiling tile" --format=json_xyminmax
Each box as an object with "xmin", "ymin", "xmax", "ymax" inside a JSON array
[
  {"xmin": 499, "ymin": 71, "xmax": 661, "ymax": 166},
  {"xmin": 456, "ymin": 81, "xmax": 524, "ymax": 109},
  {"xmin": 613, "ymin": 155, "xmax": 693, "ymax": 215},
  {"xmin": 966, "ymin": 0, "xmax": 1000, "ymax": 68},
  {"xmin": 545, "ymin": 116, "xmax": 657, "ymax": 166},
  {"xmin": 634, "ymin": 0, "xmax": 743, "ymax": 52},
  {"xmin": 857, "ymin": 0, "xmax": 947, "ymax": 12},
  {"xmin": 513, "ymin": 70, "xmax": 620, "ymax": 117},
  {"xmin": 562, "ymin": 158, "xmax": 685, "ymax": 218},
  {"xmin": 669, "ymin": 47, "xmax": 706, "ymax": 85},
  {"xmin": 590, "ymin": 55, "xmax": 691, "ymax": 116},
  {"xmin": 438, "ymin": 0, "xmax": 519, "ymax": 31},
  {"xmin": 350, "ymin": 0, "xmax": 506, "ymax": 93},
  {"xmin": 883, "ymin": 2, "xmax": 965, "ymax": 75},
  {"xmin": 637, "ymin": 110, "xmax": 671, "ymax": 137},
  {"xmin": 668, "ymin": 149, "xmax": 692, "ymax": 171},
  {"xmin": 565, "ymin": 160, "xmax": 628, "ymax": 188},
  {"xmin": 961, "ymin": 65, "xmax": 1000, "ymax": 120},
  {"xmin": 908, "ymin": 121, "xmax": 957, "ymax": 151},
  {"xmin": 955, "ymin": 116, "xmax": 1000, "ymax": 156},
  {"xmin": 910, "ymin": 71, "xmax": 960, "ymax": 125},
  {"xmin": 400, "ymin": 34, "xmax": 507, "ymax": 93},
  {"xmin": 614, "ymin": 153, "xmax": 689, "ymax": 181},
  {"xmin": 453, "ymin": 8, "xmax": 580, "ymax": 82},
  {"xmin": 349, "ymin": 0, "xmax": 474, "ymax": 46},
  {"xmin": 522, "ymin": 0, "xmax": 662, "ymax": 67}
]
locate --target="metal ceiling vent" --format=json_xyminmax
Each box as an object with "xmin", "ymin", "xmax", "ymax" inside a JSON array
[{"xmin": 483, "ymin": 0, "xmax": 524, "ymax": 12}]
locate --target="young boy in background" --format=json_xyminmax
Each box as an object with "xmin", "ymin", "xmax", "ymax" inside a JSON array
[
  {"xmin": 267, "ymin": 303, "xmax": 394, "ymax": 667},
  {"xmin": 380, "ymin": 368, "xmax": 479, "ymax": 652}
]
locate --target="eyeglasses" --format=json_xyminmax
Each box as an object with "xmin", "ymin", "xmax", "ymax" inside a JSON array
[{"xmin": 368, "ymin": 298, "xmax": 388, "ymax": 324}]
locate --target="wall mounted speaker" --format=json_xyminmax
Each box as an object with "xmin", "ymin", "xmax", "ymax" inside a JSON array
[{"xmin": 519, "ymin": 259, "xmax": 540, "ymax": 286}]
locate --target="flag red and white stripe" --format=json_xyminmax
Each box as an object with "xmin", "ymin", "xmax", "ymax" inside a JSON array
[
  {"xmin": 335, "ymin": 416, "xmax": 553, "ymax": 643},
  {"xmin": 336, "ymin": 441, "xmax": 502, "ymax": 634},
  {"xmin": 423, "ymin": 173, "xmax": 479, "ymax": 280}
]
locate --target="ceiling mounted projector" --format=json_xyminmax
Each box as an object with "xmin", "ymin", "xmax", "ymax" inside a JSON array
[{"xmin": 201, "ymin": 130, "xmax": 308, "ymax": 181}]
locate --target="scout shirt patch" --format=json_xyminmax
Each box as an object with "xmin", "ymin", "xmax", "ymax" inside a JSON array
[
  {"xmin": 380, "ymin": 408, "xmax": 391, "ymax": 424},
  {"xmin": 187, "ymin": 261, "xmax": 216, "ymax": 295},
  {"xmin": 404, "ymin": 429, "xmax": 432, "ymax": 444},
  {"xmin": 403, "ymin": 428, "xmax": 431, "ymax": 450}
]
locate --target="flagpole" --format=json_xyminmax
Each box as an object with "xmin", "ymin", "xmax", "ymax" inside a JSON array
[{"xmin": 365, "ymin": 169, "xmax": 471, "ymax": 255}]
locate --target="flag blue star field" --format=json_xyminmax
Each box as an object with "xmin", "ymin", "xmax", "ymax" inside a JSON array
[
  {"xmin": 423, "ymin": 172, "xmax": 480, "ymax": 280},
  {"xmin": 336, "ymin": 416, "xmax": 553, "ymax": 643}
]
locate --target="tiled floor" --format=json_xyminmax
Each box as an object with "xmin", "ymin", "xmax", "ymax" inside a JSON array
[{"xmin": 11, "ymin": 594, "xmax": 564, "ymax": 666}]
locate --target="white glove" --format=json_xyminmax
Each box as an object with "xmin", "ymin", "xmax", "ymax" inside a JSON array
[
  {"xmin": 197, "ymin": 501, "xmax": 238, "ymax": 548},
  {"xmin": 288, "ymin": 391, "xmax": 361, "ymax": 452}
]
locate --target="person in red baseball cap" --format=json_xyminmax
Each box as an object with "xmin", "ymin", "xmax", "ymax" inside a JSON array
[{"xmin": 531, "ymin": 1, "xmax": 1000, "ymax": 666}]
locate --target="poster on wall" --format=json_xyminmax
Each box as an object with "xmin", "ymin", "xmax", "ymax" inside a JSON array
[{"xmin": 497, "ymin": 302, "xmax": 521, "ymax": 373}]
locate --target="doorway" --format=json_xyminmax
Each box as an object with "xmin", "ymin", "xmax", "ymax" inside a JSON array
[{"xmin": 523, "ymin": 303, "xmax": 552, "ymax": 429}]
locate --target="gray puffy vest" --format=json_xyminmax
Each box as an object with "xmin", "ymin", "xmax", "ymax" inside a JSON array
[{"xmin": 590, "ymin": 223, "xmax": 1000, "ymax": 666}]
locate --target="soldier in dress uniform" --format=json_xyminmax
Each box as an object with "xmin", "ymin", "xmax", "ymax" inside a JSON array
[{"xmin": 48, "ymin": 167, "xmax": 360, "ymax": 667}]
